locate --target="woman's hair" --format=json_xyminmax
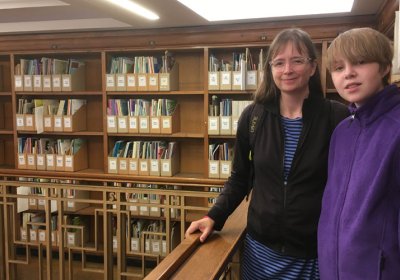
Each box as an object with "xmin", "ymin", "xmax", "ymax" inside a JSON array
[
  {"xmin": 254, "ymin": 28, "xmax": 323, "ymax": 103},
  {"xmin": 327, "ymin": 27, "xmax": 393, "ymax": 85}
]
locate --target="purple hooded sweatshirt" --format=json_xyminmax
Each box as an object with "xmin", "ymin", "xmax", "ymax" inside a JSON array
[{"xmin": 318, "ymin": 84, "xmax": 400, "ymax": 280}]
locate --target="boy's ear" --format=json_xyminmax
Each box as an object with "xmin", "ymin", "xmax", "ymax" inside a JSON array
[{"xmin": 381, "ymin": 65, "xmax": 391, "ymax": 77}]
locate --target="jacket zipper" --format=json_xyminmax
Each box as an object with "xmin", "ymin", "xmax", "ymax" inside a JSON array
[{"xmin": 335, "ymin": 114, "xmax": 359, "ymax": 279}]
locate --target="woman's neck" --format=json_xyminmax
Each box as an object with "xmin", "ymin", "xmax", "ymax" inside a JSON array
[{"xmin": 279, "ymin": 92, "xmax": 308, "ymax": 119}]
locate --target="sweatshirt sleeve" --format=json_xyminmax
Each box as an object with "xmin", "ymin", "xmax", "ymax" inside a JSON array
[{"xmin": 207, "ymin": 104, "xmax": 254, "ymax": 230}]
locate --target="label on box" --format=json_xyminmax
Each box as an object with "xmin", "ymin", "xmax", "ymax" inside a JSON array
[
  {"xmin": 16, "ymin": 116, "xmax": 24, "ymax": 127},
  {"xmin": 47, "ymin": 155, "xmax": 54, "ymax": 166},
  {"xmin": 129, "ymin": 205, "xmax": 138, "ymax": 212},
  {"xmin": 233, "ymin": 73, "xmax": 243, "ymax": 86},
  {"xmin": 129, "ymin": 117, "xmax": 137, "ymax": 129},
  {"xmin": 131, "ymin": 239, "xmax": 139, "ymax": 251},
  {"xmin": 39, "ymin": 231, "xmax": 46, "ymax": 242},
  {"xmin": 24, "ymin": 76, "xmax": 32, "ymax": 87},
  {"xmin": 53, "ymin": 77, "xmax": 61, "ymax": 88},
  {"xmin": 63, "ymin": 77, "xmax": 70, "ymax": 87},
  {"xmin": 44, "ymin": 117, "xmax": 52, "ymax": 128},
  {"xmin": 119, "ymin": 160, "xmax": 127, "ymax": 170},
  {"xmin": 30, "ymin": 230, "xmax": 37, "ymax": 241},
  {"xmin": 34, "ymin": 76, "xmax": 42, "ymax": 87},
  {"xmin": 160, "ymin": 76, "xmax": 168, "ymax": 86},
  {"xmin": 209, "ymin": 73, "xmax": 218, "ymax": 86},
  {"xmin": 37, "ymin": 155, "xmax": 44, "ymax": 166},
  {"xmin": 65, "ymin": 156, "xmax": 72, "ymax": 168},
  {"xmin": 109, "ymin": 159, "xmax": 117, "ymax": 170},
  {"xmin": 150, "ymin": 160, "xmax": 159, "ymax": 172},
  {"xmin": 140, "ymin": 206, "xmax": 149, "ymax": 214},
  {"xmin": 150, "ymin": 206, "xmax": 159, "ymax": 213},
  {"xmin": 15, "ymin": 76, "xmax": 22, "ymax": 88},
  {"xmin": 140, "ymin": 118, "xmax": 148, "ymax": 129},
  {"xmin": 43, "ymin": 77, "xmax": 51, "ymax": 88},
  {"xmin": 221, "ymin": 162, "xmax": 231, "ymax": 175},
  {"xmin": 209, "ymin": 118, "xmax": 218, "ymax": 130},
  {"xmin": 209, "ymin": 162, "xmax": 218, "ymax": 174},
  {"xmin": 107, "ymin": 116, "xmax": 116, "ymax": 128},
  {"xmin": 56, "ymin": 156, "xmax": 63, "ymax": 167},
  {"xmin": 152, "ymin": 241, "xmax": 160, "ymax": 253},
  {"xmin": 221, "ymin": 117, "xmax": 230, "ymax": 130},
  {"xmin": 106, "ymin": 75, "xmax": 115, "ymax": 87},
  {"xmin": 149, "ymin": 76, "xmax": 157, "ymax": 86},
  {"xmin": 117, "ymin": 75, "xmax": 125, "ymax": 87},
  {"xmin": 113, "ymin": 236, "xmax": 118, "ymax": 250},
  {"xmin": 118, "ymin": 118, "xmax": 127, "ymax": 129},
  {"xmin": 67, "ymin": 201, "xmax": 75, "ymax": 208},
  {"xmin": 64, "ymin": 117, "xmax": 71, "ymax": 128},
  {"xmin": 54, "ymin": 118, "xmax": 62, "ymax": 128},
  {"xmin": 67, "ymin": 233, "xmax": 75, "ymax": 245},
  {"xmin": 162, "ymin": 118, "xmax": 171, "ymax": 129},
  {"xmin": 221, "ymin": 73, "xmax": 231, "ymax": 85},
  {"xmin": 21, "ymin": 229, "xmax": 27, "ymax": 241},
  {"xmin": 151, "ymin": 118, "xmax": 160, "ymax": 129},
  {"xmin": 140, "ymin": 161, "xmax": 148, "ymax": 171},
  {"xmin": 18, "ymin": 154, "xmax": 26, "ymax": 165},
  {"xmin": 138, "ymin": 75, "xmax": 146, "ymax": 87},
  {"xmin": 129, "ymin": 161, "xmax": 138, "ymax": 171},
  {"xmin": 145, "ymin": 240, "xmax": 150, "ymax": 252},
  {"xmin": 162, "ymin": 162, "xmax": 170, "ymax": 172},
  {"xmin": 27, "ymin": 155, "xmax": 35, "ymax": 165},
  {"xmin": 26, "ymin": 116, "xmax": 33, "ymax": 127},
  {"xmin": 247, "ymin": 71, "xmax": 257, "ymax": 85},
  {"xmin": 127, "ymin": 75, "xmax": 136, "ymax": 86},
  {"xmin": 29, "ymin": 198, "xmax": 37, "ymax": 206},
  {"xmin": 38, "ymin": 198, "xmax": 45, "ymax": 206}
]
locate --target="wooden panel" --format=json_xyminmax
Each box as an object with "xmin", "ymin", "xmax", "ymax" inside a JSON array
[
  {"xmin": 376, "ymin": 0, "xmax": 399, "ymax": 37},
  {"xmin": 179, "ymin": 140, "xmax": 203, "ymax": 175},
  {"xmin": 178, "ymin": 95, "xmax": 203, "ymax": 134},
  {"xmin": 87, "ymin": 137, "xmax": 104, "ymax": 170},
  {"xmin": 86, "ymin": 96, "xmax": 103, "ymax": 132},
  {"xmin": 0, "ymin": 57, "xmax": 11, "ymax": 92},
  {"xmin": 85, "ymin": 57, "xmax": 102, "ymax": 91},
  {"xmin": 176, "ymin": 52, "xmax": 204, "ymax": 91}
]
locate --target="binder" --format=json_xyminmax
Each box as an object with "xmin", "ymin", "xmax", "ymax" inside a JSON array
[
  {"xmin": 46, "ymin": 154, "xmax": 56, "ymax": 171},
  {"xmin": 160, "ymin": 153, "xmax": 180, "ymax": 177},
  {"xmin": 149, "ymin": 159, "xmax": 160, "ymax": 176},
  {"xmin": 16, "ymin": 114, "xmax": 25, "ymax": 131},
  {"xmin": 128, "ymin": 116, "xmax": 139, "ymax": 133},
  {"xmin": 126, "ymin": 73, "xmax": 138, "ymax": 91},
  {"xmin": 150, "ymin": 116, "xmax": 161, "ymax": 134},
  {"xmin": 139, "ymin": 159, "xmax": 150, "ymax": 176},
  {"xmin": 63, "ymin": 104, "xmax": 87, "ymax": 132},
  {"xmin": 26, "ymin": 153, "xmax": 36, "ymax": 170},
  {"xmin": 107, "ymin": 115, "xmax": 117, "ymax": 133},
  {"xmin": 118, "ymin": 158, "xmax": 129, "ymax": 174},
  {"xmin": 52, "ymin": 74, "xmax": 62, "ymax": 91},
  {"xmin": 220, "ymin": 116, "xmax": 232, "ymax": 135},
  {"xmin": 220, "ymin": 71, "xmax": 232, "ymax": 90},
  {"xmin": 139, "ymin": 116, "xmax": 150, "ymax": 133},
  {"xmin": 148, "ymin": 73, "xmax": 159, "ymax": 91},
  {"xmin": 36, "ymin": 154, "xmax": 46, "ymax": 170},
  {"xmin": 108, "ymin": 157, "xmax": 118, "ymax": 174},
  {"xmin": 208, "ymin": 71, "xmax": 220, "ymax": 90},
  {"xmin": 23, "ymin": 75, "xmax": 33, "ymax": 91},
  {"xmin": 137, "ymin": 74, "xmax": 148, "ymax": 91},
  {"xmin": 14, "ymin": 75, "xmax": 23, "ymax": 91},
  {"xmin": 208, "ymin": 160, "xmax": 220, "ymax": 178},
  {"xmin": 128, "ymin": 158, "xmax": 139, "ymax": 175},
  {"xmin": 43, "ymin": 115, "xmax": 54, "ymax": 132},
  {"xmin": 33, "ymin": 75, "xmax": 43, "ymax": 91},
  {"xmin": 42, "ymin": 75, "xmax": 52, "ymax": 92},
  {"xmin": 246, "ymin": 70, "xmax": 258, "ymax": 90},
  {"xmin": 105, "ymin": 74, "xmax": 116, "ymax": 91},
  {"xmin": 62, "ymin": 64, "xmax": 85, "ymax": 91},
  {"xmin": 116, "ymin": 73, "xmax": 127, "ymax": 91},
  {"xmin": 208, "ymin": 116, "xmax": 220, "ymax": 135},
  {"xmin": 64, "ymin": 142, "xmax": 88, "ymax": 172},
  {"xmin": 117, "ymin": 116, "xmax": 128, "ymax": 133},
  {"xmin": 159, "ymin": 63, "xmax": 179, "ymax": 91},
  {"xmin": 220, "ymin": 160, "xmax": 232, "ymax": 179}
]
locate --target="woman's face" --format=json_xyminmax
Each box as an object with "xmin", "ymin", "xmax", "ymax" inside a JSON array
[{"xmin": 270, "ymin": 42, "xmax": 316, "ymax": 97}]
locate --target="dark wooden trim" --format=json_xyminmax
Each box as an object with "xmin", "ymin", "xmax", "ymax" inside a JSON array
[
  {"xmin": 0, "ymin": 15, "xmax": 376, "ymax": 52},
  {"xmin": 376, "ymin": 0, "xmax": 399, "ymax": 38}
]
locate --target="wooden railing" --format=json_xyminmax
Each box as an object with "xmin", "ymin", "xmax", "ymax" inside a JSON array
[{"xmin": 144, "ymin": 199, "xmax": 248, "ymax": 280}]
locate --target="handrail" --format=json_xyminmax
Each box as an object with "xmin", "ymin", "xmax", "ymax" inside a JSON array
[{"xmin": 145, "ymin": 199, "xmax": 249, "ymax": 280}]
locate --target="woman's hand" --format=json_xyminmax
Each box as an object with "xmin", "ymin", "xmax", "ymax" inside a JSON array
[{"xmin": 185, "ymin": 216, "xmax": 215, "ymax": 243}]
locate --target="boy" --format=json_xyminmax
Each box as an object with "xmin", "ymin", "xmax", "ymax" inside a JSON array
[{"xmin": 318, "ymin": 27, "xmax": 400, "ymax": 279}]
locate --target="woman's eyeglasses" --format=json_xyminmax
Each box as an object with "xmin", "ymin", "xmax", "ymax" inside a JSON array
[{"xmin": 269, "ymin": 57, "xmax": 312, "ymax": 71}]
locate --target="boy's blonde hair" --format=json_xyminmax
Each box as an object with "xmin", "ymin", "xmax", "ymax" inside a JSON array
[{"xmin": 327, "ymin": 27, "xmax": 393, "ymax": 85}]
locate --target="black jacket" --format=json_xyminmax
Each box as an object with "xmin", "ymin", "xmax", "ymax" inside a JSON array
[{"xmin": 207, "ymin": 95, "xmax": 349, "ymax": 258}]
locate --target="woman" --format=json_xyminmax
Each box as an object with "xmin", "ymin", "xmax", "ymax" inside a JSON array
[{"xmin": 186, "ymin": 28, "xmax": 348, "ymax": 279}]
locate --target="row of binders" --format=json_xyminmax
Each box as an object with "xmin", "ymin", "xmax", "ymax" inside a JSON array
[
  {"xmin": 108, "ymin": 141, "xmax": 179, "ymax": 177},
  {"xmin": 106, "ymin": 53, "xmax": 178, "ymax": 92},
  {"xmin": 208, "ymin": 49, "xmax": 265, "ymax": 91},
  {"xmin": 17, "ymin": 137, "xmax": 87, "ymax": 172},
  {"xmin": 16, "ymin": 98, "xmax": 87, "ymax": 133},
  {"xmin": 208, "ymin": 98, "xmax": 252, "ymax": 135},
  {"xmin": 208, "ymin": 142, "xmax": 233, "ymax": 179},
  {"xmin": 107, "ymin": 99, "xmax": 179, "ymax": 134},
  {"xmin": 14, "ymin": 58, "xmax": 85, "ymax": 92}
]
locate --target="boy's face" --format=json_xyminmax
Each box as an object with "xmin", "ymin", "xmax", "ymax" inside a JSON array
[{"xmin": 330, "ymin": 57, "xmax": 389, "ymax": 107}]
